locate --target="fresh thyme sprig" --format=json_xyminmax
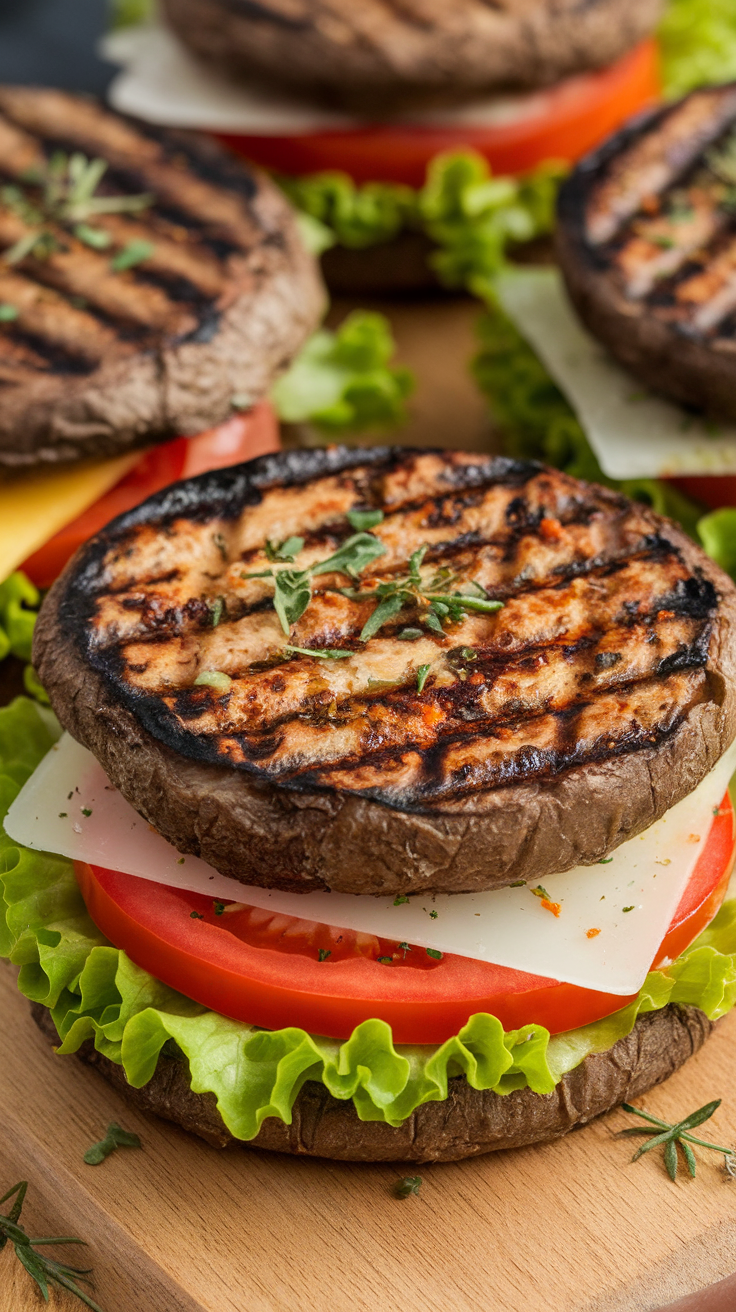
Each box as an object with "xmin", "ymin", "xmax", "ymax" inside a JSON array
[
  {"xmin": 618, "ymin": 1100, "xmax": 736, "ymax": 1182},
  {"xmin": 242, "ymin": 520, "xmax": 503, "ymax": 648},
  {"xmin": 0, "ymin": 1180, "xmax": 104, "ymax": 1310},
  {"xmin": 242, "ymin": 531, "xmax": 387, "ymax": 636},
  {"xmin": 342, "ymin": 544, "xmax": 503, "ymax": 641},
  {"xmin": 2, "ymin": 150, "xmax": 153, "ymax": 265}
]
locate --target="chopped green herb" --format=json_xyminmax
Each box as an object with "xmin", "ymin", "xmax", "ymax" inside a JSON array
[
  {"xmin": 510, "ymin": 880, "xmax": 526, "ymax": 887},
  {"xmin": 213, "ymin": 902, "xmax": 225, "ymax": 916},
  {"xmin": 212, "ymin": 532, "xmax": 228, "ymax": 561},
  {"xmin": 347, "ymin": 508, "xmax": 384, "ymax": 530},
  {"xmin": 416, "ymin": 663, "xmax": 431, "ymax": 693},
  {"xmin": 209, "ymin": 596, "xmax": 225, "ymax": 627},
  {"xmin": 426, "ymin": 947, "xmax": 443, "ymax": 960},
  {"xmin": 265, "ymin": 536, "xmax": 304, "ymax": 563},
  {"xmin": 284, "ymin": 645, "xmax": 353, "ymax": 660},
  {"xmin": 393, "ymin": 894, "xmax": 409, "ymax": 906},
  {"xmin": 190, "ymin": 911, "xmax": 203, "ymax": 920},
  {"xmin": 461, "ymin": 647, "xmax": 477, "ymax": 660},
  {"xmin": 398, "ymin": 942, "xmax": 411, "ymax": 957},
  {"xmin": 312, "ymin": 531, "xmax": 387, "ymax": 581},
  {"xmin": 83, "ymin": 1122, "xmax": 142, "ymax": 1166},
  {"xmin": 318, "ymin": 949, "xmax": 331, "ymax": 962},
  {"xmin": 623, "ymin": 906, "xmax": 635, "ymax": 913},
  {"xmin": 377, "ymin": 955, "xmax": 393, "ymax": 965},
  {"xmin": 111, "ymin": 239, "xmax": 155, "ymax": 271},
  {"xmin": 274, "ymin": 569, "xmax": 313, "ymax": 635},
  {"xmin": 531, "ymin": 885, "xmax": 551, "ymax": 900},
  {"xmin": 361, "ymin": 591, "xmax": 405, "ymax": 640},
  {"xmin": 599, "ymin": 858, "xmax": 614, "ymax": 864},
  {"xmin": 394, "ymin": 1175, "xmax": 422, "ymax": 1199},
  {"xmin": 74, "ymin": 223, "xmax": 112, "ymax": 249},
  {"xmin": 58, "ymin": 812, "xmax": 67, "ymax": 818},
  {"xmin": 81, "ymin": 808, "xmax": 92, "ymax": 817},
  {"xmin": 177, "ymin": 857, "xmax": 185, "ymax": 865},
  {"xmin": 0, "ymin": 303, "xmax": 19, "ymax": 321},
  {"xmin": 429, "ymin": 909, "xmax": 438, "ymax": 920},
  {"xmin": 397, "ymin": 627, "xmax": 423, "ymax": 640},
  {"xmin": 194, "ymin": 669, "xmax": 232, "ymax": 692}
]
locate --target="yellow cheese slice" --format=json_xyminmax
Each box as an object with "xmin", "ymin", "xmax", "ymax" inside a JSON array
[{"xmin": 0, "ymin": 453, "xmax": 141, "ymax": 582}]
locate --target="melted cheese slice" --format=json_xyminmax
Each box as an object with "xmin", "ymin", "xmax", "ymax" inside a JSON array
[
  {"xmin": 0, "ymin": 454, "xmax": 140, "ymax": 581},
  {"xmin": 496, "ymin": 266, "xmax": 736, "ymax": 479},
  {"xmin": 7, "ymin": 732, "xmax": 736, "ymax": 996}
]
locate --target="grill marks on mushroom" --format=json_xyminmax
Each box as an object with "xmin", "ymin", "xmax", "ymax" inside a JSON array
[
  {"xmin": 0, "ymin": 87, "xmax": 267, "ymax": 380},
  {"xmin": 73, "ymin": 452, "xmax": 719, "ymax": 809},
  {"xmin": 575, "ymin": 84, "xmax": 736, "ymax": 345}
]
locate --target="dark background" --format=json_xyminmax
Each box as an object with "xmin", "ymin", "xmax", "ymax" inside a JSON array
[{"xmin": 0, "ymin": 0, "xmax": 114, "ymax": 94}]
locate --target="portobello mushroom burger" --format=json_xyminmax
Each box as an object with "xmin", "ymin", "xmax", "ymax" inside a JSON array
[
  {"xmin": 3, "ymin": 447, "xmax": 736, "ymax": 1161},
  {"xmin": 0, "ymin": 85, "xmax": 323, "ymax": 589},
  {"xmin": 556, "ymin": 81, "xmax": 736, "ymax": 425},
  {"xmin": 106, "ymin": 0, "xmax": 665, "ymax": 296}
]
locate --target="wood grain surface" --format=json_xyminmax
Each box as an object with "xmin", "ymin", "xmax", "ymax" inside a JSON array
[{"xmin": 2, "ymin": 963, "xmax": 736, "ymax": 1312}]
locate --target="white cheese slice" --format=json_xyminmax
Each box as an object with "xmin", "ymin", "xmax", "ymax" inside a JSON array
[
  {"xmin": 496, "ymin": 266, "xmax": 736, "ymax": 480},
  {"xmin": 6, "ymin": 734, "xmax": 736, "ymax": 996},
  {"xmin": 103, "ymin": 23, "xmax": 583, "ymax": 133}
]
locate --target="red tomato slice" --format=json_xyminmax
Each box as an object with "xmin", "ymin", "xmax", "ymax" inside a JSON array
[
  {"xmin": 217, "ymin": 41, "xmax": 660, "ymax": 187},
  {"xmin": 73, "ymin": 791, "xmax": 734, "ymax": 1045},
  {"xmin": 22, "ymin": 400, "xmax": 280, "ymax": 590},
  {"xmin": 665, "ymin": 476, "xmax": 736, "ymax": 513}
]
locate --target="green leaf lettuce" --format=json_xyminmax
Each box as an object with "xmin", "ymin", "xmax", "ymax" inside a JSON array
[{"xmin": 2, "ymin": 697, "xmax": 736, "ymax": 1142}]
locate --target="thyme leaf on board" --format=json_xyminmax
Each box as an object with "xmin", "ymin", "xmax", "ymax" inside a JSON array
[
  {"xmin": 394, "ymin": 1176, "xmax": 422, "ymax": 1198},
  {"xmin": 0, "ymin": 1180, "xmax": 104, "ymax": 1310},
  {"xmin": 618, "ymin": 1100, "xmax": 736, "ymax": 1182},
  {"xmin": 83, "ymin": 1122, "xmax": 142, "ymax": 1166}
]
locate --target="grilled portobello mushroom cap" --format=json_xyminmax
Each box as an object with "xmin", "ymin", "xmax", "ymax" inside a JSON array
[
  {"xmin": 32, "ymin": 999, "xmax": 716, "ymax": 1160},
  {"xmin": 161, "ymin": 0, "xmax": 664, "ymax": 114},
  {"xmin": 0, "ymin": 87, "xmax": 324, "ymax": 468},
  {"xmin": 35, "ymin": 447, "xmax": 736, "ymax": 897},
  {"xmin": 557, "ymin": 83, "xmax": 736, "ymax": 422}
]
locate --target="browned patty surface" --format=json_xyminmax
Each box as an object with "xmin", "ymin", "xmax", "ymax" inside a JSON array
[
  {"xmin": 557, "ymin": 83, "xmax": 736, "ymax": 421},
  {"xmin": 34, "ymin": 448, "xmax": 736, "ymax": 896},
  {"xmin": 32, "ymin": 1000, "xmax": 715, "ymax": 1161},
  {"xmin": 161, "ymin": 0, "xmax": 664, "ymax": 113},
  {"xmin": 0, "ymin": 87, "xmax": 323, "ymax": 466}
]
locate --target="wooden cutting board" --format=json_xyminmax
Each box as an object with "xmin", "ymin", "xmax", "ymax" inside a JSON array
[{"xmin": 3, "ymin": 961, "xmax": 736, "ymax": 1312}]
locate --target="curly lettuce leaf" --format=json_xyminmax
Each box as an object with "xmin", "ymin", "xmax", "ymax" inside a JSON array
[
  {"xmin": 271, "ymin": 311, "xmax": 414, "ymax": 434},
  {"xmin": 659, "ymin": 0, "xmax": 736, "ymax": 99},
  {"xmin": 280, "ymin": 172, "xmax": 416, "ymax": 250},
  {"xmin": 2, "ymin": 697, "xmax": 736, "ymax": 1141},
  {"xmin": 418, "ymin": 151, "xmax": 566, "ymax": 299},
  {"xmin": 471, "ymin": 304, "xmax": 706, "ymax": 540},
  {"xmin": 697, "ymin": 508, "xmax": 736, "ymax": 585},
  {"xmin": 280, "ymin": 152, "xmax": 565, "ymax": 295}
]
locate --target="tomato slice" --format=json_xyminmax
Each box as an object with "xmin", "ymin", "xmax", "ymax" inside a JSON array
[
  {"xmin": 73, "ymin": 791, "xmax": 734, "ymax": 1045},
  {"xmin": 665, "ymin": 476, "xmax": 736, "ymax": 513},
  {"xmin": 217, "ymin": 41, "xmax": 660, "ymax": 187},
  {"xmin": 22, "ymin": 400, "xmax": 280, "ymax": 590}
]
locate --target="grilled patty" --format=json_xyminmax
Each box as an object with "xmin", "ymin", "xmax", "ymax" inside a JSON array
[
  {"xmin": 35, "ymin": 448, "xmax": 736, "ymax": 895},
  {"xmin": 161, "ymin": 0, "xmax": 664, "ymax": 113},
  {"xmin": 557, "ymin": 83, "xmax": 736, "ymax": 422},
  {"xmin": 0, "ymin": 87, "xmax": 323, "ymax": 467}
]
